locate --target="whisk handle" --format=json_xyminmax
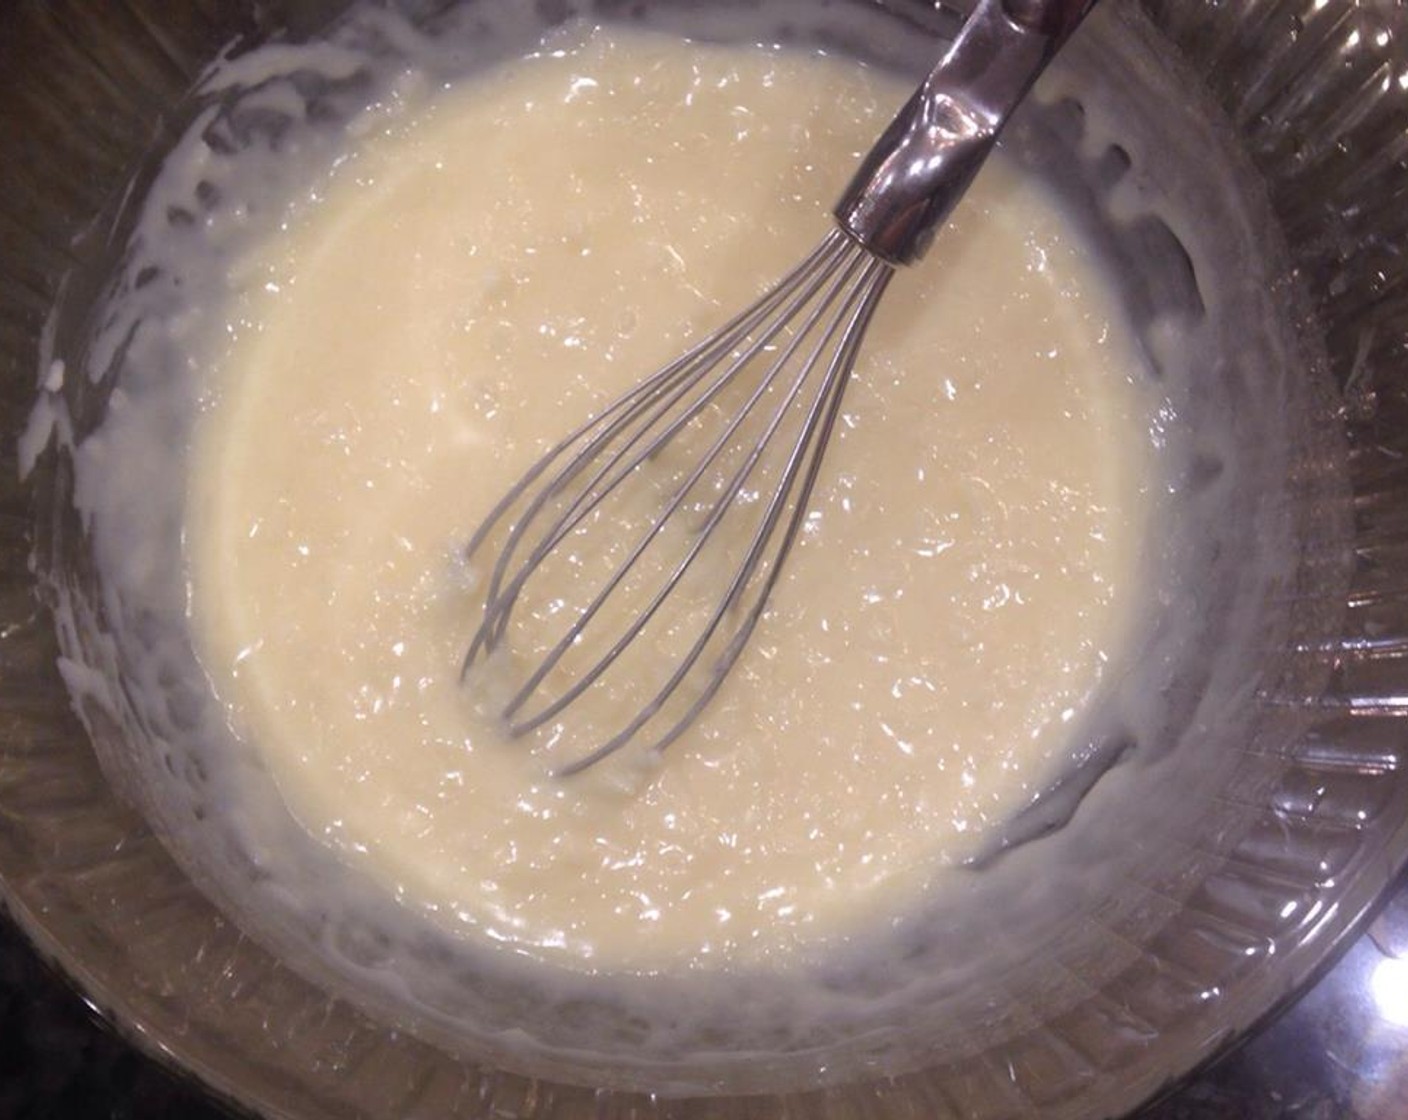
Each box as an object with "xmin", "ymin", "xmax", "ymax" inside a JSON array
[{"xmin": 833, "ymin": 0, "xmax": 1095, "ymax": 266}]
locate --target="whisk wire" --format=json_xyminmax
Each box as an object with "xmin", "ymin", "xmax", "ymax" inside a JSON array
[
  {"xmin": 554, "ymin": 252, "xmax": 894, "ymax": 775},
  {"xmin": 462, "ymin": 232, "xmax": 856, "ymax": 673},
  {"xmin": 502, "ymin": 239, "xmax": 876, "ymax": 733},
  {"xmin": 486, "ymin": 233, "xmax": 858, "ymax": 656}
]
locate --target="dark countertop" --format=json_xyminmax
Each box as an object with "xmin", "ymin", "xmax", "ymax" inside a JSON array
[{"xmin": 4, "ymin": 872, "xmax": 1408, "ymax": 1120}]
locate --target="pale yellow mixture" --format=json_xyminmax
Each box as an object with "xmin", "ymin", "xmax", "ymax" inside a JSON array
[{"xmin": 190, "ymin": 28, "xmax": 1152, "ymax": 970}]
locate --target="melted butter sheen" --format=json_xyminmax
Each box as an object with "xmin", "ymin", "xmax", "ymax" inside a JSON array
[{"xmin": 189, "ymin": 27, "xmax": 1153, "ymax": 970}]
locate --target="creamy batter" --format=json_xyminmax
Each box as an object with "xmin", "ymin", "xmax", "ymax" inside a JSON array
[{"xmin": 187, "ymin": 27, "xmax": 1153, "ymax": 970}]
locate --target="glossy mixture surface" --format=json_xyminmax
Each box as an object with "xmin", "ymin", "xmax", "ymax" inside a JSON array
[{"xmin": 188, "ymin": 27, "xmax": 1154, "ymax": 970}]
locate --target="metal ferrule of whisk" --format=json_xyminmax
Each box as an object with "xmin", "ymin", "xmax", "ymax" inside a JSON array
[{"xmin": 461, "ymin": 0, "xmax": 1096, "ymax": 775}]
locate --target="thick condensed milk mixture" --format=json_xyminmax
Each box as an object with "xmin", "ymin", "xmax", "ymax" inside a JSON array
[{"xmin": 184, "ymin": 26, "xmax": 1155, "ymax": 970}]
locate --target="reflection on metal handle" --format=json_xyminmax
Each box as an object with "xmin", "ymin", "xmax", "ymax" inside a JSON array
[
  {"xmin": 833, "ymin": 0, "xmax": 1096, "ymax": 265},
  {"xmin": 1003, "ymin": 0, "xmax": 1095, "ymax": 36}
]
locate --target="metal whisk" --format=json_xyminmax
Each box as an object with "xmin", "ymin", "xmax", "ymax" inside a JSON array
[{"xmin": 462, "ymin": 0, "xmax": 1095, "ymax": 774}]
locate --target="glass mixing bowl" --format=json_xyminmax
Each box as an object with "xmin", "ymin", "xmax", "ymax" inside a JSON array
[{"xmin": 2, "ymin": 0, "xmax": 1407, "ymax": 1116}]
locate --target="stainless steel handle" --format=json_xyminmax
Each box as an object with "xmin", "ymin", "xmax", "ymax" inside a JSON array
[{"xmin": 833, "ymin": 0, "xmax": 1096, "ymax": 265}]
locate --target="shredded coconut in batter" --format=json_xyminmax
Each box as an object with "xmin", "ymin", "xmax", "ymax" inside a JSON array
[{"xmin": 186, "ymin": 27, "xmax": 1154, "ymax": 969}]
